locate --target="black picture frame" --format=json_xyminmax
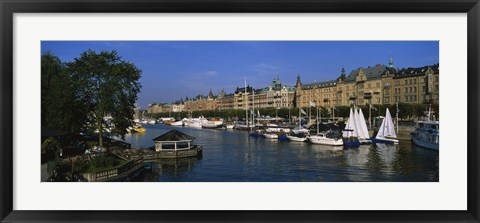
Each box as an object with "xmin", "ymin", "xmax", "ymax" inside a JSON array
[{"xmin": 1, "ymin": 0, "xmax": 479, "ymax": 222}]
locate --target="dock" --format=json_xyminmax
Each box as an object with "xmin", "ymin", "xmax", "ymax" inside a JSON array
[{"xmin": 113, "ymin": 146, "xmax": 203, "ymax": 161}]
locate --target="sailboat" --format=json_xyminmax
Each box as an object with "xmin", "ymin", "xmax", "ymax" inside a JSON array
[
  {"xmin": 372, "ymin": 108, "xmax": 399, "ymax": 144},
  {"xmin": 357, "ymin": 109, "xmax": 372, "ymax": 144},
  {"xmin": 342, "ymin": 108, "xmax": 361, "ymax": 147},
  {"xmin": 292, "ymin": 108, "xmax": 309, "ymax": 134},
  {"xmin": 235, "ymin": 78, "xmax": 253, "ymax": 131}
]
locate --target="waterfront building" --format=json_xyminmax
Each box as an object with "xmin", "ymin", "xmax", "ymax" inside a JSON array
[
  {"xmin": 147, "ymin": 103, "xmax": 176, "ymax": 114},
  {"xmin": 234, "ymin": 77, "xmax": 295, "ymax": 110},
  {"xmin": 295, "ymin": 59, "xmax": 439, "ymax": 108},
  {"xmin": 217, "ymin": 88, "xmax": 235, "ymax": 110},
  {"xmin": 251, "ymin": 77, "xmax": 296, "ymax": 109},
  {"xmin": 184, "ymin": 89, "xmax": 218, "ymax": 112}
]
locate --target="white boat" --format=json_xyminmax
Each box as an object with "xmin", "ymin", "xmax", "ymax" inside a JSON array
[
  {"xmin": 170, "ymin": 120, "xmax": 185, "ymax": 126},
  {"xmin": 307, "ymin": 132, "xmax": 343, "ymax": 146},
  {"xmin": 356, "ymin": 109, "xmax": 372, "ymax": 144},
  {"xmin": 342, "ymin": 108, "xmax": 361, "ymax": 147},
  {"xmin": 185, "ymin": 116, "xmax": 208, "ymax": 128},
  {"xmin": 225, "ymin": 124, "xmax": 235, "ymax": 129},
  {"xmin": 263, "ymin": 133, "xmax": 278, "ymax": 139},
  {"xmin": 202, "ymin": 120, "xmax": 224, "ymax": 129},
  {"xmin": 372, "ymin": 108, "xmax": 399, "ymax": 144},
  {"xmin": 266, "ymin": 127, "xmax": 291, "ymax": 133},
  {"xmin": 286, "ymin": 133, "xmax": 308, "ymax": 142},
  {"xmin": 411, "ymin": 107, "xmax": 439, "ymax": 150},
  {"xmin": 147, "ymin": 119, "xmax": 157, "ymax": 125}
]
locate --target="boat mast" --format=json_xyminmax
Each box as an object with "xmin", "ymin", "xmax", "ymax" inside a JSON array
[
  {"xmin": 252, "ymin": 87, "xmax": 255, "ymax": 128},
  {"xmin": 316, "ymin": 104, "xmax": 319, "ymax": 134},
  {"xmin": 369, "ymin": 103, "xmax": 372, "ymax": 129},
  {"xmin": 244, "ymin": 77, "xmax": 248, "ymax": 127},
  {"xmin": 298, "ymin": 107, "xmax": 301, "ymax": 129},
  {"xmin": 332, "ymin": 105, "xmax": 335, "ymax": 124},
  {"xmin": 396, "ymin": 102, "xmax": 399, "ymax": 134}
]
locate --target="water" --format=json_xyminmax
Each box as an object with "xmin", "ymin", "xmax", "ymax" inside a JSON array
[{"xmin": 119, "ymin": 124, "xmax": 439, "ymax": 182}]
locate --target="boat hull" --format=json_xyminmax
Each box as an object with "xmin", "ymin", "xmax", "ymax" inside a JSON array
[
  {"xmin": 264, "ymin": 134, "xmax": 278, "ymax": 139},
  {"xmin": 286, "ymin": 135, "xmax": 308, "ymax": 142},
  {"xmin": 308, "ymin": 136, "xmax": 343, "ymax": 146},
  {"xmin": 411, "ymin": 133, "xmax": 439, "ymax": 150},
  {"xmin": 371, "ymin": 137, "xmax": 399, "ymax": 144}
]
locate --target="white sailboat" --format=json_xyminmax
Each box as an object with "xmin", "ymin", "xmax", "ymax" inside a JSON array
[
  {"xmin": 292, "ymin": 108, "xmax": 309, "ymax": 134},
  {"xmin": 356, "ymin": 108, "xmax": 372, "ymax": 144},
  {"xmin": 372, "ymin": 108, "xmax": 399, "ymax": 144},
  {"xmin": 342, "ymin": 108, "xmax": 361, "ymax": 147}
]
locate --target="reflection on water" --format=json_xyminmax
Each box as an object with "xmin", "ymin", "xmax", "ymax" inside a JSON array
[{"xmin": 120, "ymin": 124, "xmax": 439, "ymax": 182}]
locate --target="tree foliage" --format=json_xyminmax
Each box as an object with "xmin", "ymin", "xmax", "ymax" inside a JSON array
[
  {"xmin": 66, "ymin": 50, "xmax": 142, "ymax": 146},
  {"xmin": 42, "ymin": 50, "xmax": 142, "ymax": 147},
  {"xmin": 41, "ymin": 52, "xmax": 88, "ymax": 133}
]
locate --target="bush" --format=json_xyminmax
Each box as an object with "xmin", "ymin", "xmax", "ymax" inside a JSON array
[{"xmin": 90, "ymin": 155, "xmax": 118, "ymax": 169}]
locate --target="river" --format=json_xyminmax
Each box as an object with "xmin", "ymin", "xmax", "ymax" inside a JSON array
[{"xmin": 118, "ymin": 124, "xmax": 439, "ymax": 182}]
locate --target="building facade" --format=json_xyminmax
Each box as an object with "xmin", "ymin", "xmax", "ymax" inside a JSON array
[{"xmin": 295, "ymin": 60, "xmax": 439, "ymax": 108}]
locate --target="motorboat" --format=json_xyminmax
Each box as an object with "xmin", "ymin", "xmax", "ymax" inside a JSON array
[
  {"xmin": 307, "ymin": 132, "xmax": 343, "ymax": 146},
  {"xmin": 411, "ymin": 107, "xmax": 439, "ymax": 150}
]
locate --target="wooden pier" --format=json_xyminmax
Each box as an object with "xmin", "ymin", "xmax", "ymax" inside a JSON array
[
  {"xmin": 82, "ymin": 158, "xmax": 144, "ymax": 182},
  {"xmin": 113, "ymin": 145, "xmax": 203, "ymax": 161}
]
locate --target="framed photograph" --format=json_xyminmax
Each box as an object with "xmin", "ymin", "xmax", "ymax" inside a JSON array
[{"xmin": 1, "ymin": 0, "xmax": 479, "ymax": 222}]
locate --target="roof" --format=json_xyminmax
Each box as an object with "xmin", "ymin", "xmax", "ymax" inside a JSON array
[
  {"xmin": 152, "ymin": 130, "xmax": 195, "ymax": 142},
  {"xmin": 301, "ymin": 79, "xmax": 337, "ymax": 90},
  {"xmin": 394, "ymin": 64, "xmax": 439, "ymax": 78},
  {"xmin": 345, "ymin": 64, "xmax": 388, "ymax": 82}
]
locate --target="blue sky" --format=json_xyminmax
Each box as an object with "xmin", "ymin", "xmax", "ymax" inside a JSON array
[{"xmin": 41, "ymin": 41, "xmax": 439, "ymax": 108}]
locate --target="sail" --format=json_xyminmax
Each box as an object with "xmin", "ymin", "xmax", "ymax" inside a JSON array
[
  {"xmin": 376, "ymin": 108, "xmax": 397, "ymax": 139},
  {"xmin": 384, "ymin": 108, "xmax": 397, "ymax": 138},
  {"xmin": 343, "ymin": 108, "xmax": 357, "ymax": 138},
  {"xmin": 357, "ymin": 109, "xmax": 370, "ymax": 139},
  {"xmin": 376, "ymin": 116, "xmax": 386, "ymax": 138},
  {"xmin": 352, "ymin": 109, "xmax": 359, "ymax": 137}
]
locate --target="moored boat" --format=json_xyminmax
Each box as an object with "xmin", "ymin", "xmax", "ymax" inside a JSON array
[
  {"xmin": 342, "ymin": 108, "xmax": 361, "ymax": 147},
  {"xmin": 286, "ymin": 133, "xmax": 308, "ymax": 142},
  {"xmin": 371, "ymin": 108, "xmax": 399, "ymax": 144},
  {"xmin": 307, "ymin": 132, "xmax": 343, "ymax": 146},
  {"xmin": 263, "ymin": 132, "xmax": 278, "ymax": 139},
  {"xmin": 411, "ymin": 107, "xmax": 439, "ymax": 150}
]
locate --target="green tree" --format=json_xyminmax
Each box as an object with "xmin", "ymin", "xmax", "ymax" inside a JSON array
[
  {"xmin": 66, "ymin": 50, "xmax": 142, "ymax": 147},
  {"xmin": 42, "ymin": 52, "xmax": 88, "ymax": 133}
]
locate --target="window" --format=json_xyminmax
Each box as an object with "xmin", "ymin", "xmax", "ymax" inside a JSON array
[
  {"xmin": 414, "ymin": 87, "xmax": 417, "ymax": 93},
  {"xmin": 409, "ymin": 79, "xmax": 412, "ymax": 84},
  {"xmin": 404, "ymin": 87, "xmax": 408, "ymax": 93},
  {"xmin": 422, "ymin": 86, "xmax": 426, "ymax": 92},
  {"xmin": 376, "ymin": 83, "xmax": 380, "ymax": 87},
  {"xmin": 413, "ymin": 79, "xmax": 417, "ymax": 84},
  {"xmin": 405, "ymin": 96, "xmax": 408, "ymax": 102},
  {"xmin": 409, "ymin": 87, "xmax": 412, "ymax": 93},
  {"xmin": 405, "ymin": 80, "xmax": 408, "ymax": 85}
]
